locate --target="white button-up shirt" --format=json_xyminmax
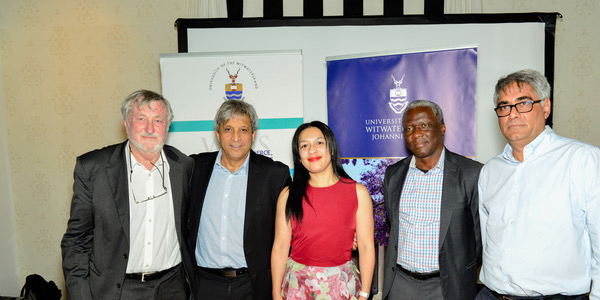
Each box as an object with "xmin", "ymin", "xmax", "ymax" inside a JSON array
[
  {"xmin": 125, "ymin": 143, "xmax": 181, "ymax": 273},
  {"xmin": 479, "ymin": 126, "xmax": 600, "ymax": 298}
]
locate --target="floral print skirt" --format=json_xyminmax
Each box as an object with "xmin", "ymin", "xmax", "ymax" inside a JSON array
[{"xmin": 281, "ymin": 258, "xmax": 362, "ymax": 300}]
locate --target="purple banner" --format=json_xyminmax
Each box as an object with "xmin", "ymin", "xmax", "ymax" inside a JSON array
[{"xmin": 327, "ymin": 48, "xmax": 477, "ymax": 158}]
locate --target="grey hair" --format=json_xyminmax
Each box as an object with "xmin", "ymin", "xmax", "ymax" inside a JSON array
[
  {"xmin": 493, "ymin": 69, "xmax": 550, "ymax": 106},
  {"xmin": 403, "ymin": 99, "xmax": 444, "ymax": 124},
  {"xmin": 120, "ymin": 90, "xmax": 174, "ymax": 125},
  {"xmin": 214, "ymin": 100, "xmax": 259, "ymax": 132}
]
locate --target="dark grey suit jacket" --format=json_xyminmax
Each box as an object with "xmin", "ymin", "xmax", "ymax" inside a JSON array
[
  {"xmin": 382, "ymin": 149, "xmax": 482, "ymax": 300},
  {"xmin": 184, "ymin": 151, "xmax": 291, "ymax": 300},
  {"xmin": 61, "ymin": 141, "xmax": 193, "ymax": 300}
]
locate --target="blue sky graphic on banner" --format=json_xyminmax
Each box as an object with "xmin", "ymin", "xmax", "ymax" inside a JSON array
[{"xmin": 327, "ymin": 47, "xmax": 477, "ymax": 158}]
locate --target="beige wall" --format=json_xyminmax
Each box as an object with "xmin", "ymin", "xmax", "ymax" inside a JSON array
[
  {"xmin": 0, "ymin": 0, "xmax": 597, "ymax": 298},
  {"xmin": 0, "ymin": 1, "xmax": 187, "ymax": 296},
  {"xmin": 482, "ymin": 0, "xmax": 600, "ymax": 145},
  {"xmin": 0, "ymin": 37, "xmax": 21, "ymax": 295}
]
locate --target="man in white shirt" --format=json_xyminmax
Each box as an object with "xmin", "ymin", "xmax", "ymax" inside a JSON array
[
  {"xmin": 61, "ymin": 90, "xmax": 194, "ymax": 300},
  {"xmin": 477, "ymin": 69, "xmax": 600, "ymax": 300}
]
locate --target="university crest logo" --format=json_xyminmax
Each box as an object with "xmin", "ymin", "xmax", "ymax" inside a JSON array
[
  {"xmin": 389, "ymin": 74, "xmax": 408, "ymax": 114},
  {"xmin": 225, "ymin": 68, "xmax": 244, "ymax": 100}
]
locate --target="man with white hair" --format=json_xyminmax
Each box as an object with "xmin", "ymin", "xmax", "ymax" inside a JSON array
[{"xmin": 62, "ymin": 90, "xmax": 194, "ymax": 300}]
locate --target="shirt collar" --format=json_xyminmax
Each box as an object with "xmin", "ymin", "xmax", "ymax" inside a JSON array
[
  {"xmin": 125, "ymin": 141, "xmax": 166, "ymax": 169},
  {"xmin": 409, "ymin": 148, "xmax": 445, "ymax": 172},
  {"xmin": 502, "ymin": 125, "xmax": 553, "ymax": 162},
  {"xmin": 214, "ymin": 149, "xmax": 250, "ymax": 175}
]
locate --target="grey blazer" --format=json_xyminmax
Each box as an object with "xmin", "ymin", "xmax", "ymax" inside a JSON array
[
  {"xmin": 61, "ymin": 141, "xmax": 193, "ymax": 300},
  {"xmin": 382, "ymin": 149, "xmax": 482, "ymax": 300}
]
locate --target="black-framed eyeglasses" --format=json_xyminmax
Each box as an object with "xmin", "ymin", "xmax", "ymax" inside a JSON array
[
  {"xmin": 494, "ymin": 100, "xmax": 543, "ymax": 117},
  {"xmin": 129, "ymin": 151, "xmax": 167, "ymax": 204}
]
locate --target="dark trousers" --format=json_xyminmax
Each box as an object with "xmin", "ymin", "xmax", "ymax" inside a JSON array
[
  {"xmin": 195, "ymin": 267, "xmax": 253, "ymax": 300},
  {"xmin": 387, "ymin": 266, "xmax": 443, "ymax": 300},
  {"xmin": 475, "ymin": 286, "xmax": 589, "ymax": 300},
  {"xmin": 121, "ymin": 264, "xmax": 187, "ymax": 300}
]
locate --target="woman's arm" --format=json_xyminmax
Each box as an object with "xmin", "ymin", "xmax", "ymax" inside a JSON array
[
  {"xmin": 271, "ymin": 187, "xmax": 293, "ymax": 300},
  {"xmin": 355, "ymin": 183, "xmax": 376, "ymax": 300}
]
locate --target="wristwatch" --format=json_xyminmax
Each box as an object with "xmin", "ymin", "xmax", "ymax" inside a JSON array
[{"xmin": 359, "ymin": 291, "xmax": 370, "ymax": 298}]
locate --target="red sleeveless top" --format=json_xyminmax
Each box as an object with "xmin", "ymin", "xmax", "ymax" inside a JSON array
[{"xmin": 290, "ymin": 179, "xmax": 358, "ymax": 267}]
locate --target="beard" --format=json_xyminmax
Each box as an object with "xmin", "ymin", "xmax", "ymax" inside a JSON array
[{"xmin": 128, "ymin": 132, "xmax": 165, "ymax": 154}]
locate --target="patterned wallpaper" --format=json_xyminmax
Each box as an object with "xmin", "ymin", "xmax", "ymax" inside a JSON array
[
  {"xmin": 0, "ymin": 1, "xmax": 187, "ymax": 296},
  {"xmin": 0, "ymin": 0, "xmax": 598, "ymax": 298},
  {"xmin": 482, "ymin": 0, "xmax": 600, "ymax": 144}
]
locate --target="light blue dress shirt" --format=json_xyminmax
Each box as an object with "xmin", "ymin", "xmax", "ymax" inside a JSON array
[
  {"xmin": 195, "ymin": 150, "xmax": 249, "ymax": 268},
  {"xmin": 479, "ymin": 126, "xmax": 600, "ymax": 298}
]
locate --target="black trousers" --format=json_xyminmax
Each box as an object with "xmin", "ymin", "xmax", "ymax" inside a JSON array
[
  {"xmin": 195, "ymin": 267, "xmax": 253, "ymax": 300},
  {"xmin": 475, "ymin": 286, "xmax": 589, "ymax": 300},
  {"xmin": 121, "ymin": 264, "xmax": 187, "ymax": 300}
]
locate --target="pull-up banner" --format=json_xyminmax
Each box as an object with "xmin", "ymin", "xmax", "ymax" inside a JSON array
[
  {"xmin": 327, "ymin": 47, "xmax": 478, "ymax": 247},
  {"xmin": 160, "ymin": 50, "xmax": 303, "ymax": 167},
  {"xmin": 327, "ymin": 47, "xmax": 478, "ymax": 159}
]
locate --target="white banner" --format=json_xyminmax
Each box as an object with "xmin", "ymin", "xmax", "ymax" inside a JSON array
[{"xmin": 160, "ymin": 50, "xmax": 304, "ymax": 168}]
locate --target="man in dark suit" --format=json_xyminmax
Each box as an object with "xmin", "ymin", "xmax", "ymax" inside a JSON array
[
  {"xmin": 184, "ymin": 100, "xmax": 291, "ymax": 300},
  {"xmin": 382, "ymin": 100, "xmax": 482, "ymax": 300},
  {"xmin": 61, "ymin": 90, "xmax": 194, "ymax": 300}
]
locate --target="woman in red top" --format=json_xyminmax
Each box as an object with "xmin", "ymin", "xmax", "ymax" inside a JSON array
[{"xmin": 271, "ymin": 121, "xmax": 375, "ymax": 300}]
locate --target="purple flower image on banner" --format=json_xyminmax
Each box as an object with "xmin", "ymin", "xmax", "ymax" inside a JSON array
[
  {"xmin": 342, "ymin": 158, "xmax": 399, "ymax": 246},
  {"xmin": 327, "ymin": 48, "xmax": 477, "ymax": 158}
]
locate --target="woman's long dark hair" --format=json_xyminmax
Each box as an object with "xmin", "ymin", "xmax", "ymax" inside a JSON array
[{"xmin": 285, "ymin": 121, "xmax": 352, "ymax": 223}]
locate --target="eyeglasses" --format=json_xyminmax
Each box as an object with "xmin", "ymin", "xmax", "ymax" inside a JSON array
[
  {"xmin": 129, "ymin": 151, "xmax": 167, "ymax": 204},
  {"xmin": 494, "ymin": 100, "xmax": 543, "ymax": 117}
]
